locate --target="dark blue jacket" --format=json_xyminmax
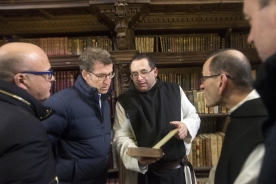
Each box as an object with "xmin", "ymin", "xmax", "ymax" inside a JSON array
[{"xmin": 42, "ymin": 75, "xmax": 111, "ymax": 184}]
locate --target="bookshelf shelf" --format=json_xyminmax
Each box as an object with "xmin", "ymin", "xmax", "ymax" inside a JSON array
[
  {"xmin": 194, "ymin": 167, "xmax": 213, "ymax": 178},
  {"xmin": 49, "ymin": 55, "xmax": 80, "ymax": 69},
  {"xmin": 151, "ymin": 49, "xmax": 260, "ymax": 67}
]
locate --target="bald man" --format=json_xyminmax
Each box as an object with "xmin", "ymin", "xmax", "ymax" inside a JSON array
[
  {"xmin": 0, "ymin": 42, "xmax": 57, "ymax": 183},
  {"xmin": 200, "ymin": 49, "xmax": 267, "ymax": 184}
]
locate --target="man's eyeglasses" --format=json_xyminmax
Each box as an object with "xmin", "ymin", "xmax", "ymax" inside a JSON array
[
  {"xmin": 200, "ymin": 74, "xmax": 232, "ymax": 83},
  {"xmin": 130, "ymin": 68, "xmax": 153, "ymax": 79},
  {"xmin": 87, "ymin": 71, "xmax": 115, "ymax": 81},
  {"xmin": 21, "ymin": 70, "xmax": 53, "ymax": 80}
]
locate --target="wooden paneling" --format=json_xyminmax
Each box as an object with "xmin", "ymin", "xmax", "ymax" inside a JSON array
[{"xmin": 0, "ymin": 1, "xmax": 247, "ymax": 36}]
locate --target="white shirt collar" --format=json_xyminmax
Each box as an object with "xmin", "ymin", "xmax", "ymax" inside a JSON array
[{"xmin": 228, "ymin": 89, "xmax": 260, "ymax": 115}]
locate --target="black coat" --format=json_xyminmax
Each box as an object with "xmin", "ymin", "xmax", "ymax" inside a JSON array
[
  {"xmin": 215, "ymin": 98, "xmax": 267, "ymax": 183},
  {"xmin": 0, "ymin": 79, "xmax": 56, "ymax": 183},
  {"xmin": 254, "ymin": 53, "xmax": 276, "ymax": 184}
]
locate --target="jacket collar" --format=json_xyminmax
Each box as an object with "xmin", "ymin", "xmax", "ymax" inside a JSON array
[
  {"xmin": 74, "ymin": 74, "xmax": 111, "ymax": 102},
  {"xmin": 0, "ymin": 79, "xmax": 53, "ymax": 120}
]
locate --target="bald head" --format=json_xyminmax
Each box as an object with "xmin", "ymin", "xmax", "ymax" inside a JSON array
[
  {"xmin": 0, "ymin": 42, "xmax": 49, "ymax": 82},
  {"xmin": 207, "ymin": 49, "xmax": 253, "ymax": 91},
  {"xmin": 0, "ymin": 42, "xmax": 53, "ymax": 101}
]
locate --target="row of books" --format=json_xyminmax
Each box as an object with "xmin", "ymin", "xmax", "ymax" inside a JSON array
[
  {"xmin": 50, "ymin": 70, "xmax": 116, "ymax": 117},
  {"xmin": 230, "ymin": 33, "xmax": 255, "ymax": 49},
  {"xmin": 134, "ymin": 33, "xmax": 254, "ymax": 53},
  {"xmin": 197, "ymin": 118, "xmax": 221, "ymax": 135},
  {"xmin": 159, "ymin": 72, "xmax": 201, "ymax": 91},
  {"xmin": 135, "ymin": 34, "xmax": 222, "ymax": 53},
  {"xmin": 1, "ymin": 36, "xmax": 113, "ymax": 56},
  {"xmin": 187, "ymin": 132, "xmax": 225, "ymax": 167},
  {"xmin": 51, "ymin": 70, "xmax": 79, "ymax": 93},
  {"xmin": 1, "ymin": 32, "xmax": 254, "ymax": 55},
  {"xmin": 186, "ymin": 90, "xmax": 227, "ymax": 114}
]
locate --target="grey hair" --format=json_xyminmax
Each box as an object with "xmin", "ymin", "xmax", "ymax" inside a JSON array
[
  {"xmin": 0, "ymin": 52, "xmax": 30, "ymax": 82},
  {"xmin": 79, "ymin": 47, "xmax": 114, "ymax": 72},
  {"xmin": 207, "ymin": 48, "xmax": 253, "ymax": 92}
]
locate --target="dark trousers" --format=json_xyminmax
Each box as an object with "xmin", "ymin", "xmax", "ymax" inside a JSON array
[{"xmin": 137, "ymin": 166, "xmax": 186, "ymax": 184}]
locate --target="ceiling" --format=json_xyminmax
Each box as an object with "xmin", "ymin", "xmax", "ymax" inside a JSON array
[{"xmin": 0, "ymin": 0, "xmax": 247, "ymax": 37}]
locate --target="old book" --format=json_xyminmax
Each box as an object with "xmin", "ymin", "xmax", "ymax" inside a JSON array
[
  {"xmin": 201, "ymin": 134, "xmax": 211, "ymax": 167},
  {"xmin": 195, "ymin": 137, "xmax": 200, "ymax": 167},
  {"xmin": 185, "ymin": 90, "xmax": 194, "ymax": 105},
  {"xmin": 198, "ymin": 134, "xmax": 206, "ymax": 166},
  {"xmin": 191, "ymin": 137, "xmax": 197, "ymax": 166},
  {"xmin": 216, "ymin": 132, "xmax": 225, "ymax": 144},
  {"xmin": 127, "ymin": 128, "xmax": 179, "ymax": 158},
  {"xmin": 209, "ymin": 133, "xmax": 218, "ymax": 166},
  {"xmin": 214, "ymin": 132, "xmax": 223, "ymax": 159},
  {"xmin": 192, "ymin": 90, "xmax": 198, "ymax": 113},
  {"xmin": 127, "ymin": 147, "xmax": 163, "ymax": 158}
]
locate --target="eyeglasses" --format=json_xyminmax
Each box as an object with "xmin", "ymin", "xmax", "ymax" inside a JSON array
[
  {"xmin": 87, "ymin": 71, "xmax": 115, "ymax": 81},
  {"xmin": 21, "ymin": 70, "xmax": 53, "ymax": 80},
  {"xmin": 200, "ymin": 74, "xmax": 232, "ymax": 83},
  {"xmin": 130, "ymin": 68, "xmax": 154, "ymax": 79}
]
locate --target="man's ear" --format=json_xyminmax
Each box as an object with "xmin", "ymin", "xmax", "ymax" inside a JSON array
[
  {"xmin": 13, "ymin": 73, "xmax": 28, "ymax": 90},
  {"xmin": 81, "ymin": 70, "xmax": 89, "ymax": 81},
  {"xmin": 218, "ymin": 74, "xmax": 227, "ymax": 95},
  {"xmin": 154, "ymin": 67, "xmax": 158, "ymax": 77}
]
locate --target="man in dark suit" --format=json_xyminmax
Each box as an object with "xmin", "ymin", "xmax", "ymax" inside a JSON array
[
  {"xmin": 243, "ymin": 0, "xmax": 276, "ymax": 183},
  {"xmin": 0, "ymin": 42, "xmax": 57, "ymax": 183},
  {"xmin": 201, "ymin": 49, "xmax": 268, "ymax": 184}
]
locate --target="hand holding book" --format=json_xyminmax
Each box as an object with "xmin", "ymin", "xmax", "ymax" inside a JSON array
[{"xmin": 127, "ymin": 128, "xmax": 180, "ymax": 158}]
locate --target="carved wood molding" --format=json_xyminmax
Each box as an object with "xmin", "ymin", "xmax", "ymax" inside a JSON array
[
  {"xmin": 0, "ymin": 1, "xmax": 247, "ymax": 36},
  {"xmin": 115, "ymin": 63, "xmax": 131, "ymax": 95},
  {"xmin": 135, "ymin": 14, "xmax": 247, "ymax": 30},
  {"xmin": 150, "ymin": 0, "xmax": 243, "ymax": 4},
  {"xmin": 87, "ymin": 6, "xmax": 115, "ymax": 30},
  {"xmin": 0, "ymin": 0, "xmax": 89, "ymax": 10},
  {"xmin": 111, "ymin": 50, "xmax": 138, "ymax": 95},
  {"xmin": 1, "ymin": 18, "xmax": 108, "ymax": 35}
]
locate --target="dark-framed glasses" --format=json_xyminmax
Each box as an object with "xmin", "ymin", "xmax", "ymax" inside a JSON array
[
  {"xmin": 21, "ymin": 70, "xmax": 53, "ymax": 80},
  {"xmin": 130, "ymin": 68, "xmax": 153, "ymax": 79},
  {"xmin": 87, "ymin": 71, "xmax": 115, "ymax": 81},
  {"xmin": 200, "ymin": 74, "xmax": 232, "ymax": 83}
]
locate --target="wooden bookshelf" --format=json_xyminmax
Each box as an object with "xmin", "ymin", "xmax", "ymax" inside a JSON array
[{"xmin": 0, "ymin": 1, "xmax": 262, "ymax": 184}]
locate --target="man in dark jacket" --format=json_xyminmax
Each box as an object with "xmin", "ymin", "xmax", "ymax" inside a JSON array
[
  {"xmin": 243, "ymin": 0, "xmax": 276, "ymax": 183},
  {"xmin": 0, "ymin": 42, "xmax": 57, "ymax": 183},
  {"xmin": 201, "ymin": 49, "xmax": 267, "ymax": 184},
  {"xmin": 42, "ymin": 47, "xmax": 114, "ymax": 184}
]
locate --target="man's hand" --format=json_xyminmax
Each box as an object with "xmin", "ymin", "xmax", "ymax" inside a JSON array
[
  {"xmin": 170, "ymin": 121, "xmax": 188, "ymax": 140},
  {"xmin": 137, "ymin": 156, "xmax": 162, "ymax": 167}
]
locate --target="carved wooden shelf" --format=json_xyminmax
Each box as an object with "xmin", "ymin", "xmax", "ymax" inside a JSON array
[{"xmin": 49, "ymin": 55, "xmax": 80, "ymax": 69}]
